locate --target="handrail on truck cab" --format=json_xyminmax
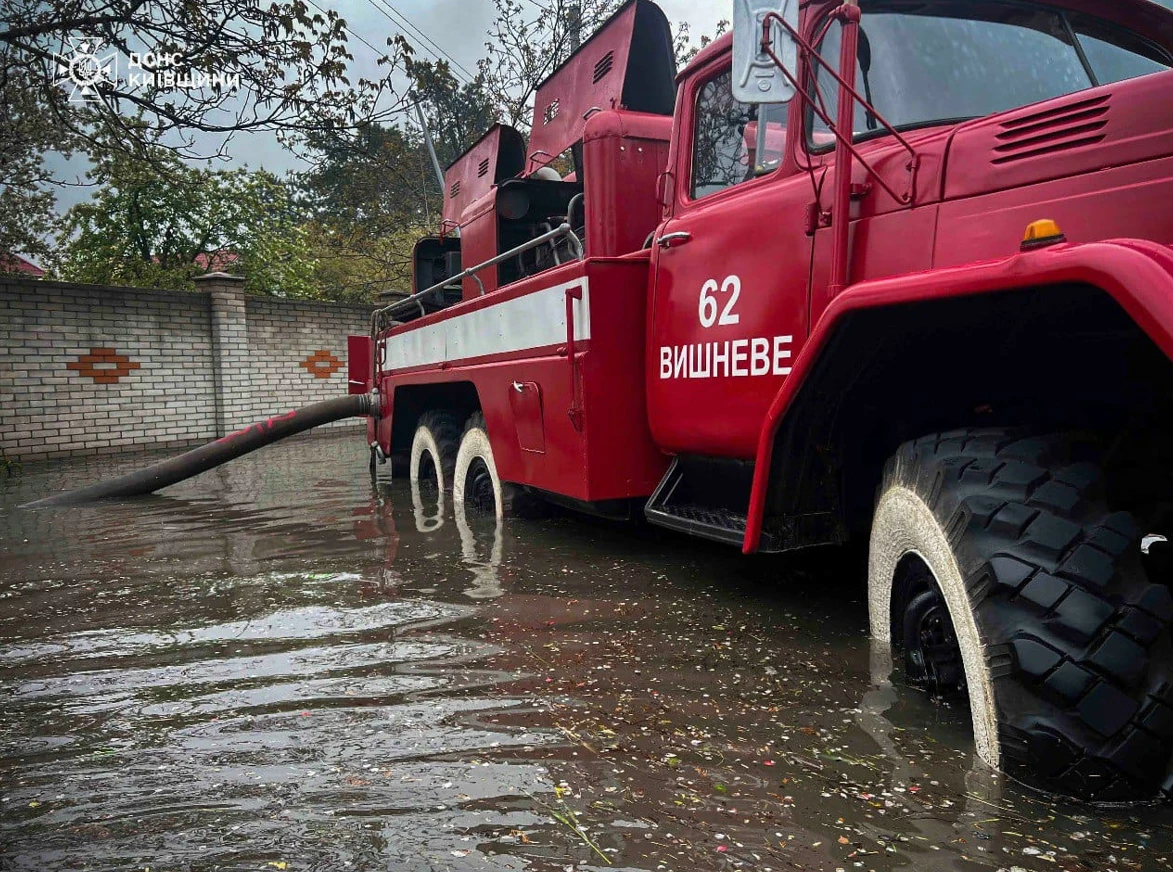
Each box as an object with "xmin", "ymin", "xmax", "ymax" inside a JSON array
[
  {"xmin": 367, "ymin": 221, "xmax": 586, "ymax": 389},
  {"xmin": 759, "ymin": 6, "xmax": 920, "ymax": 208}
]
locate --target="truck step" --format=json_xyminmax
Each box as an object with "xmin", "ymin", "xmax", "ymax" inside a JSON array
[
  {"xmin": 645, "ymin": 499, "xmax": 751, "ymax": 547},
  {"xmin": 645, "ymin": 456, "xmax": 798, "ymax": 551},
  {"xmin": 644, "ymin": 456, "xmax": 776, "ymax": 549}
]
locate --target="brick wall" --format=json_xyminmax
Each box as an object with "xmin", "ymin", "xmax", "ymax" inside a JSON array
[
  {"xmin": 246, "ymin": 296, "xmax": 372, "ymax": 429},
  {"xmin": 0, "ymin": 275, "xmax": 374, "ymax": 461}
]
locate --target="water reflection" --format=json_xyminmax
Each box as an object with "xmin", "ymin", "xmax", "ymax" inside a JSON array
[
  {"xmin": 454, "ymin": 494, "xmax": 504, "ymax": 601},
  {"xmin": 1, "ymin": 433, "xmax": 1171, "ymax": 871},
  {"xmin": 410, "ymin": 468, "xmax": 447, "ymax": 535}
]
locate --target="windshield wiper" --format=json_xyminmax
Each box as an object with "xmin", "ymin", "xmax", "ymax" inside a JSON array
[{"xmin": 853, "ymin": 116, "xmax": 980, "ymax": 143}]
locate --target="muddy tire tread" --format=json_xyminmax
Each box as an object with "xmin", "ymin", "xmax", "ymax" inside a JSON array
[
  {"xmin": 884, "ymin": 428, "xmax": 1173, "ymax": 801},
  {"xmin": 460, "ymin": 412, "xmax": 546, "ymax": 518},
  {"xmin": 417, "ymin": 410, "xmax": 462, "ymax": 486}
]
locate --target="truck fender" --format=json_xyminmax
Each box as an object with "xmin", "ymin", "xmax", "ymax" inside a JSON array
[{"xmin": 743, "ymin": 239, "xmax": 1173, "ymax": 554}]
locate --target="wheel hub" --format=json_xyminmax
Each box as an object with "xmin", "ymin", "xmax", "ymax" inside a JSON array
[
  {"xmin": 900, "ymin": 562, "xmax": 965, "ymax": 697},
  {"xmin": 464, "ymin": 457, "xmax": 496, "ymax": 515}
]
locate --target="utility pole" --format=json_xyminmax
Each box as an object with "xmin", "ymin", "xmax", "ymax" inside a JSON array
[{"xmin": 567, "ymin": 1, "xmax": 583, "ymax": 52}]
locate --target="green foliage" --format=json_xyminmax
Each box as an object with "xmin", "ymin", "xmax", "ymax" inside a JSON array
[
  {"xmin": 0, "ymin": 450, "xmax": 20, "ymax": 479},
  {"xmin": 54, "ymin": 143, "xmax": 316, "ymax": 297},
  {"xmin": 299, "ymin": 123, "xmax": 437, "ymax": 231},
  {"xmin": 294, "ymin": 61, "xmax": 496, "ymax": 300},
  {"xmin": 0, "ymin": 55, "xmax": 74, "ymax": 264},
  {"xmin": 295, "ymin": 123, "xmax": 433, "ymax": 299},
  {"xmin": 407, "ymin": 59, "xmax": 500, "ymax": 171},
  {"xmin": 0, "ymin": 0, "xmax": 412, "ymax": 272},
  {"xmin": 302, "ymin": 220, "xmax": 426, "ymax": 301}
]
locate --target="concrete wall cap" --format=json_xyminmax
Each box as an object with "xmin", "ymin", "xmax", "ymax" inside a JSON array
[{"xmin": 193, "ymin": 272, "xmax": 245, "ymax": 283}]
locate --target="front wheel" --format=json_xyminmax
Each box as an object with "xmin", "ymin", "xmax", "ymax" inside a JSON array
[{"xmin": 869, "ymin": 429, "xmax": 1173, "ymax": 801}]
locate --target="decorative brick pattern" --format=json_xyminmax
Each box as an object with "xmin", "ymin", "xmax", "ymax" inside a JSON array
[
  {"xmin": 66, "ymin": 347, "xmax": 142, "ymax": 384},
  {"xmin": 0, "ymin": 277, "xmax": 375, "ymax": 460},
  {"xmin": 245, "ymin": 296, "xmax": 372, "ymax": 431},
  {"xmin": 299, "ymin": 349, "xmax": 344, "ymax": 379}
]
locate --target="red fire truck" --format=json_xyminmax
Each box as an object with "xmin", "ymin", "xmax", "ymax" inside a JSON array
[{"xmin": 352, "ymin": 0, "xmax": 1173, "ymax": 800}]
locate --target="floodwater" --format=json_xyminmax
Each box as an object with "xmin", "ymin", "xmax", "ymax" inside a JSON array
[{"xmin": 2, "ymin": 435, "xmax": 1172, "ymax": 872}]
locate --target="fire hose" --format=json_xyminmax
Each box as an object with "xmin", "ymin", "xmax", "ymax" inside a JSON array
[{"xmin": 22, "ymin": 393, "xmax": 378, "ymax": 508}]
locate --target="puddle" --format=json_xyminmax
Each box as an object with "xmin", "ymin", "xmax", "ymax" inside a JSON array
[{"xmin": 2, "ymin": 433, "xmax": 1171, "ymax": 871}]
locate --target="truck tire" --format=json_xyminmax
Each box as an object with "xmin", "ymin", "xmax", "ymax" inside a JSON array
[
  {"xmin": 453, "ymin": 412, "xmax": 545, "ymax": 519},
  {"xmin": 410, "ymin": 411, "xmax": 461, "ymax": 496},
  {"xmin": 868, "ymin": 429, "xmax": 1173, "ymax": 801},
  {"xmin": 453, "ymin": 412, "xmax": 510, "ymax": 518}
]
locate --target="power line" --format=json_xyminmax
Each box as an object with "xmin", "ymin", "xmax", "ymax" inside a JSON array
[
  {"xmin": 370, "ymin": 0, "xmax": 478, "ymax": 82},
  {"xmin": 357, "ymin": 0, "xmax": 470, "ymax": 83},
  {"xmin": 364, "ymin": 0, "xmax": 478, "ymax": 84},
  {"xmin": 303, "ymin": 0, "xmax": 387, "ymax": 60}
]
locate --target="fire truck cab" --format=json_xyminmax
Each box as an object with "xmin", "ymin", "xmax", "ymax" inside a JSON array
[{"xmin": 359, "ymin": 0, "xmax": 1173, "ymax": 801}]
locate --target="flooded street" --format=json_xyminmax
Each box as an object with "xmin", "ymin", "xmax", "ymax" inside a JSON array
[{"xmin": 3, "ymin": 434, "xmax": 1173, "ymax": 872}]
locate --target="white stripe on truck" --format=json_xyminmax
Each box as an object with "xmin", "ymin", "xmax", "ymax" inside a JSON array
[{"xmin": 380, "ymin": 277, "xmax": 590, "ymax": 372}]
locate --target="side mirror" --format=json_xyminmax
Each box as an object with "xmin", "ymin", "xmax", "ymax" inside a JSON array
[{"xmin": 731, "ymin": 0, "xmax": 800, "ymax": 105}]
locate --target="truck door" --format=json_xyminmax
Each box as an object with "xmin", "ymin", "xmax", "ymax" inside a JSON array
[{"xmin": 648, "ymin": 54, "xmax": 816, "ymax": 459}]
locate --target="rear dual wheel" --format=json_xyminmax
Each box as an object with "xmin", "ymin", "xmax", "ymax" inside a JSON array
[
  {"xmin": 870, "ymin": 429, "xmax": 1173, "ymax": 801},
  {"xmin": 454, "ymin": 412, "xmax": 507, "ymax": 518},
  {"xmin": 409, "ymin": 411, "xmax": 462, "ymax": 496},
  {"xmin": 411, "ymin": 410, "xmax": 544, "ymax": 521},
  {"xmin": 453, "ymin": 412, "xmax": 546, "ymax": 519},
  {"xmin": 409, "ymin": 412, "xmax": 461, "ymax": 530}
]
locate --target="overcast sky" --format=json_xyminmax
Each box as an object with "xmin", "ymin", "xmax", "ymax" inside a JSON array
[{"xmin": 45, "ymin": 0, "xmax": 727, "ymax": 217}]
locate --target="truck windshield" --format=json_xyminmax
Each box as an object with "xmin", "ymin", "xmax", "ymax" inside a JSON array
[{"xmin": 811, "ymin": 1, "xmax": 1171, "ymax": 145}]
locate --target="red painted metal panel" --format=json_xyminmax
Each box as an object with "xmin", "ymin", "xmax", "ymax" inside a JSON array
[
  {"xmin": 646, "ymin": 46, "xmax": 814, "ymax": 460},
  {"xmin": 347, "ymin": 335, "xmax": 373, "ymax": 395},
  {"xmin": 944, "ymin": 73, "xmax": 1173, "ymax": 203},
  {"xmin": 579, "ymin": 257, "xmax": 668, "ymax": 498},
  {"xmin": 935, "ymin": 154, "xmax": 1173, "ymax": 269},
  {"xmin": 528, "ymin": 4, "xmax": 639, "ymax": 172},
  {"xmin": 458, "ymin": 192, "xmax": 500, "ymax": 299},
  {"xmin": 442, "ymin": 124, "xmax": 526, "ymax": 226},
  {"xmin": 582, "ymin": 110, "xmax": 672, "ymax": 257},
  {"xmin": 509, "ymin": 381, "xmax": 546, "ymax": 454},
  {"xmin": 527, "ymin": 0, "xmax": 674, "ymax": 174},
  {"xmin": 744, "ymin": 240, "xmax": 1173, "ymax": 553}
]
